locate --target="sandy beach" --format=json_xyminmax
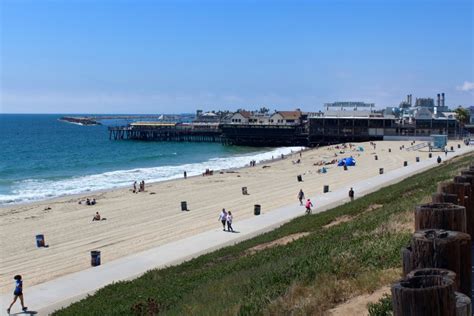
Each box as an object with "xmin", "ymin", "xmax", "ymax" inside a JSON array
[{"xmin": 0, "ymin": 140, "xmax": 462, "ymax": 293}]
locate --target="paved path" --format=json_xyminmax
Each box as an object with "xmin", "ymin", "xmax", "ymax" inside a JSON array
[{"xmin": 1, "ymin": 146, "xmax": 473, "ymax": 315}]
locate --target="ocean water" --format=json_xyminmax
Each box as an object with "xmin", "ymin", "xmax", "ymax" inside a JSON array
[{"xmin": 0, "ymin": 114, "xmax": 302, "ymax": 205}]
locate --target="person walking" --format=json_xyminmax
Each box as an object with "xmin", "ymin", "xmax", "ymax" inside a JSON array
[
  {"xmin": 184, "ymin": 171, "xmax": 187, "ymax": 179},
  {"xmin": 226, "ymin": 211, "xmax": 234, "ymax": 232},
  {"xmin": 218, "ymin": 209, "xmax": 227, "ymax": 231},
  {"xmin": 305, "ymin": 199, "xmax": 313, "ymax": 215},
  {"xmin": 348, "ymin": 187, "xmax": 354, "ymax": 202},
  {"xmin": 7, "ymin": 275, "xmax": 27, "ymax": 314},
  {"xmin": 297, "ymin": 189, "xmax": 305, "ymax": 205}
]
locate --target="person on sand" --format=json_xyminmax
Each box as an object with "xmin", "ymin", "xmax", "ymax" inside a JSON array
[
  {"xmin": 305, "ymin": 199, "xmax": 313, "ymax": 215},
  {"xmin": 7, "ymin": 275, "xmax": 27, "ymax": 314},
  {"xmin": 218, "ymin": 209, "xmax": 227, "ymax": 231},
  {"xmin": 297, "ymin": 189, "xmax": 305, "ymax": 205},
  {"xmin": 133, "ymin": 181, "xmax": 137, "ymax": 193},
  {"xmin": 92, "ymin": 212, "xmax": 106, "ymax": 221},
  {"xmin": 349, "ymin": 187, "xmax": 354, "ymax": 202},
  {"xmin": 226, "ymin": 211, "xmax": 234, "ymax": 232}
]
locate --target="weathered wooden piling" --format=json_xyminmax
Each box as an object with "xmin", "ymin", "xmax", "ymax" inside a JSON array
[
  {"xmin": 438, "ymin": 180, "xmax": 473, "ymax": 238},
  {"xmin": 401, "ymin": 229, "xmax": 471, "ymax": 296},
  {"xmin": 406, "ymin": 268, "xmax": 457, "ymax": 290},
  {"xmin": 391, "ymin": 275, "xmax": 456, "ymax": 316},
  {"xmin": 432, "ymin": 192, "xmax": 458, "ymax": 204},
  {"xmin": 454, "ymin": 176, "xmax": 473, "ymax": 238},
  {"xmin": 455, "ymin": 292, "xmax": 472, "ymax": 316},
  {"xmin": 414, "ymin": 203, "xmax": 467, "ymax": 233}
]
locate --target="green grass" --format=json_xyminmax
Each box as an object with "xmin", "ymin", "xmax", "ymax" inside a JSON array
[{"xmin": 54, "ymin": 154, "xmax": 473, "ymax": 316}]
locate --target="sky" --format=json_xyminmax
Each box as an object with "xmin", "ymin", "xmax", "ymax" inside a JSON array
[{"xmin": 0, "ymin": 0, "xmax": 473, "ymax": 114}]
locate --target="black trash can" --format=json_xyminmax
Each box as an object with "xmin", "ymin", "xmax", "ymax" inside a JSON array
[
  {"xmin": 297, "ymin": 175, "xmax": 303, "ymax": 182},
  {"xmin": 379, "ymin": 168, "xmax": 384, "ymax": 174},
  {"xmin": 323, "ymin": 185, "xmax": 329, "ymax": 193},
  {"xmin": 181, "ymin": 201, "xmax": 187, "ymax": 211},
  {"xmin": 388, "ymin": 148, "xmax": 391, "ymax": 153},
  {"xmin": 91, "ymin": 250, "xmax": 101, "ymax": 267},
  {"xmin": 254, "ymin": 204, "xmax": 261, "ymax": 216},
  {"xmin": 375, "ymin": 155, "xmax": 378, "ymax": 160},
  {"xmin": 416, "ymin": 157, "xmax": 420, "ymax": 162},
  {"xmin": 242, "ymin": 187, "xmax": 248, "ymax": 195},
  {"xmin": 437, "ymin": 156, "xmax": 442, "ymax": 164},
  {"xmin": 450, "ymin": 146, "xmax": 454, "ymax": 151},
  {"xmin": 404, "ymin": 161, "xmax": 408, "ymax": 167},
  {"xmin": 343, "ymin": 165, "xmax": 348, "ymax": 171},
  {"xmin": 457, "ymin": 144, "xmax": 461, "ymax": 149},
  {"xmin": 36, "ymin": 234, "xmax": 45, "ymax": 248},
  {"xmin": 429, "ymin": 153, "xmax": 432, "ymax": 158}
]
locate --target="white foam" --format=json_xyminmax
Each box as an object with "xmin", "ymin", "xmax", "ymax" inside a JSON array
[{"xmin": 0, "ymin": 146, "xmax": 304, "ymax": 206}]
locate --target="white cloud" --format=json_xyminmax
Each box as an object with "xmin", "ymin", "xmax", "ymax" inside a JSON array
[{"xmin": 456, "ymin": 81, "xmax": 474, "ymax": 92}]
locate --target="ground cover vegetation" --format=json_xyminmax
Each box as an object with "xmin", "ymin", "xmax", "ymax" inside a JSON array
[{"xmin": 54, "ymin": 154, "xmax": 473, "ymax": 316}]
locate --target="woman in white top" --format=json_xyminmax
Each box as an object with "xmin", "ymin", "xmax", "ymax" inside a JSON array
[{"xmin": 218, "ymin": 209, "xmax": 227, "ymax": 231}]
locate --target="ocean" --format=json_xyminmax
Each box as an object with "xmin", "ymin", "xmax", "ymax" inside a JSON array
[{"xmin": 0, "ymin": 114, "xmax": 302, "ymax": 205}]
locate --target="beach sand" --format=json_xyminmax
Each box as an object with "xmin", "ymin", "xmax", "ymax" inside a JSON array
[{"xmin": 0, "ymin": 141, "xmax": 461, "ymax": 293}]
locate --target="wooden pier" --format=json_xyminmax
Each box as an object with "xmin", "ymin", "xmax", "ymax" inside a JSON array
[{"xmin": 108, "ymin": 122, "xmax": 224, "ymax": 143}]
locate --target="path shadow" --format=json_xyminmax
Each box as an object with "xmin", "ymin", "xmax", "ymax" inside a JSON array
[{"xmin": 10, "ymin": 311, "xmax": 38, "ymax": 315}]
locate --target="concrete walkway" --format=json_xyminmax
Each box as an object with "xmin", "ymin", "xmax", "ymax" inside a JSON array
[{"xmin": 1, "ymin": 146, "xmax": 473, "ymax": 315}]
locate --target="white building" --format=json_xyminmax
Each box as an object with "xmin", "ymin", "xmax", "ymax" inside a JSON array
[
  {"xmin": 229, "ymin": 111, "xmax": 251, "ymax": 124},
  {"xmin": 269, "ymin": 111, "xmax": 302, "ymax": 125}
]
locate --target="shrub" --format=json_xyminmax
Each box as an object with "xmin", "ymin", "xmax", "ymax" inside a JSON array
[{"xmin": 368, "ymin": 294, "xmax": 393, "ymax": 316}]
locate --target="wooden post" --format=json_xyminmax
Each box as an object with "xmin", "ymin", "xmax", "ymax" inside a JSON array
[
  {"xmin": 431, "ymin": 193, "xmax": 458, "ymax": 204},
  {"xmin": 406, "ymin": 268, "xmax": 457, "ymax": 290},
  {"xmin": 391, "ymin": 275, "xmax": 456, "ymax": 316},
  {"xmin": 402, "ymin": 229, "xmax": 471, "ymax": 296},
  {"xmin": 450, "ymin": 181, "xmax": 473, "ymax": 239},
  {"xmin": 402, "ymin": 246, "xmax": 414, "ymax": 276},
  {"xmin": 414, "ymin": 203, "xmax": 467, "ymax": 233},
  {"xmin": 455, "ymin": 292, "xmax": 472, "ymax": 316},
  {"xmin": 454, "ymin": 176, "xmax": 473, "ymax": 237}
]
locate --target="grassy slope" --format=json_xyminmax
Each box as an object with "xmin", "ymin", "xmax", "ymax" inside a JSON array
[{"xmin": 54, "ymin": 154, "xmax": 473, "ymax": 316}]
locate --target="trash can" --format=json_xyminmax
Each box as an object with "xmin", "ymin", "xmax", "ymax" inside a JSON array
[
  {"xmin": 91, "ymin": 250, "xmax": 101, "ymax": 267},
  {"xmin": 343, "ymin": 165, "xmax": 348, "ymax": 171},
  {"xmin": 375, "ymin": 155, "xmax": 378, "ymax": 160},
  {"xmin": 416, "ymin": 157, "xmax": 420, "ymax": 162},
  {"xmin": 450, "ymin": 146, "xmax": 454, "ymax": 151},
  {"xmin": 379, "ymin": 168, "xmax": 384, "ymax": 174},
  {"xmin": 323, "ymin": 185, "xmax": 329, "ymax": 193},
  {"xmin": 254, "ymin": 204, "xmax": 261, "ymax": 216},
  {"xmin": 36, "ymin": 234, "xmax": 45, "ymax": 248},
  {"xmin": 297, "ymin": 175, "xmax": 303, "ymax": 182},
  {"xmin": 181, "ymin": 201, "xmax": 187, "ymax": 211},
  {"xmin": 388, "ymin": 148, "xmax": 391, "ymax": 153},
  {"xmin": 404, "ymin": 161, "xmax": 408, "ymax": 167},
  {"xmin": 429, "ymin": 153, "xmax": 432, "ymax": 158},
  {"xmin": 457, "ymin": 144, "xmax": 461, "ymax": 149},
  {"xmin": 242, "ymin": 187, "xmax": 248, "ymax": 195},
  {"xmin": 437, "ymin": 156, "xmax": 442, "ymax": 164}
]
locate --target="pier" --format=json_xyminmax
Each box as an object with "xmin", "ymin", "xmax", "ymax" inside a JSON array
[{"xmin": 108, "ymin": 122, "xmax": 224, "ymax": 143}]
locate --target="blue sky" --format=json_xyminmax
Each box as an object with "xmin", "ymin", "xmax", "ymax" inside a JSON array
[{"xmin": 1, "ymin": 0, "xmax": 473, "ymax": 114}]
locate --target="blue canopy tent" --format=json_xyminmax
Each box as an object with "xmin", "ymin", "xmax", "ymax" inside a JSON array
[{"xmin": 338, "ymin": 157, "xmax": 356, "ymax": 167}]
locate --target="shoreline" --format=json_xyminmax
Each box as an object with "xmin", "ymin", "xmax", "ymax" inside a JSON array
[
  {"xmin": 0, "ymin": 145, "xmax": 305, "ymax": 208},
  {"xmin": 0, "ymin": 140, "xmax": 466, "ymax": 295}
]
